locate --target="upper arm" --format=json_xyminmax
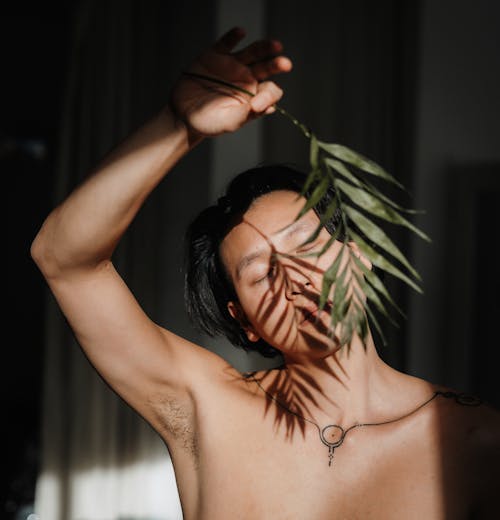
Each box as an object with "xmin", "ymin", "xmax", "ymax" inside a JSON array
[{"xmin": 44, "ymin": 260, "xmax": 231, "ymax": 436}]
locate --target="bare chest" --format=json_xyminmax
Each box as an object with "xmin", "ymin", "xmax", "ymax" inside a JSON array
[{"xmin": 176, "ymin": 396, "xmax": 474, "ymax": 520}]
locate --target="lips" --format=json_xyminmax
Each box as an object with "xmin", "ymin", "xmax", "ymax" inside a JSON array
[
  {"xmin": 301, "ymin": 306, "xmax": 318, "ymax": 323},
  {"xmin": 300, "ymin": 300, "xmax": 332, "ymax": 324}
]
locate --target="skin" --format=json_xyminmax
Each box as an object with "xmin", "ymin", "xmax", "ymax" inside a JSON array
[{"xmin": 31, "ymin": 27, "xmax": 499, "ymax": 519}]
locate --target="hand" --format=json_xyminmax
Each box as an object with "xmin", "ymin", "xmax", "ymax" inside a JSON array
[{"xmin": 170, "ymin": 27, "xmax": 292, "ymax": 138}]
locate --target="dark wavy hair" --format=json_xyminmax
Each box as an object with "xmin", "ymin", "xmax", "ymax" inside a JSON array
[{"xmin": 183, "ymin": 164, "xmax": 345, "ymax": 358}]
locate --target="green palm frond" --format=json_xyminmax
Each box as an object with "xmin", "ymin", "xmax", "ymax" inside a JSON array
[
  {"xmin": 294, "ymin": 130, "xmax": 430, "ymax": 347},
  {"xmin": 182, "ymin": 71, "xmax": 431, "ymax": 348}
]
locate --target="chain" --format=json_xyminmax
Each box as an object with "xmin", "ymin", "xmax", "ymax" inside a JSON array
[{"xmin": 246, "ymin": 373, "xmax": 481, "ymax": 467}]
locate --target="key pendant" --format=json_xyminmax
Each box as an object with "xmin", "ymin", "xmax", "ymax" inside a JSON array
[
  {"xmin": 328, "ymin": 446, "xmax": 335, "ymax": 466},
  {"xmin": 321, "ymin": 424, "xmax": 345, "ymax": 467}
]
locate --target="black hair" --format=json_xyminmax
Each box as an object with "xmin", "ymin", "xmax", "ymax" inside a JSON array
[{"xmin": 183, "ymin": 164, "xmax": 345, "ymax": 358}]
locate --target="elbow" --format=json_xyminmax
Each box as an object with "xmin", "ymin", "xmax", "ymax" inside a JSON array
[
  {"xmin": 30, "ymin": 208, "xmax": 112, "ymax": 279},
  {"xmin": 30, "ymin": 232, "xmax": 41, "ymax": 265},
  {"xmin": 30, "ymin": 208, "xmax": 65, "ymax": 279},
  {"xmin": 30, "ymin": 220, "xmax": 56, "ymax": 277}
]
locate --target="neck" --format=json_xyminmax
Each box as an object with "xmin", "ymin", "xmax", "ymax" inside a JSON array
[{"xmin": 263, "ymin": 332, "xmax": 431, "ymax": 429}]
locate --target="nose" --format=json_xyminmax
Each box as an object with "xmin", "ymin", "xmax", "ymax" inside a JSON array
[{"xmin": 284, "ymin": 274, "xmax": 312, "ymax": 301}]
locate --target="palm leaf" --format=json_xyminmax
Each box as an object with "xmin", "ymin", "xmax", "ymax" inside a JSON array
[
  {"xmin": 344, "ymin": 204, "xmax": 421, "ymax": 280},
  {"xmin": 336, "ymin": 178, "xmax": 431, "ymax": 242},
  {"xmin": 326, "ymin": 157, "xmax": 421, "ymax": 215},
  {"xmin": 296, "ymin": 175, "xmax": 330, "ymax": 220},
  {"xmin": 318, "ymin": 141, "xmax": 404, "ymax": 190},
  {"xmin": 352, "ymin": 254, "xmax": 405, "ymax": 318},
  {"xmin": 348, "ymin": 230, "xmax": 423, "ymax": 294},
  {"xmin": 319, "ymin": 244, "xmax": 346, "ymax": 311}
]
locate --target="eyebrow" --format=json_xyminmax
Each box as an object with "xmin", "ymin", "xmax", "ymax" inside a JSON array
[
  {"xmin": 235, "ymin": 249, "xmax": 267, "ymax": 280},
  {"xmin": 235, "ymin": 218, "xmax": 316, "ymax": 280}
]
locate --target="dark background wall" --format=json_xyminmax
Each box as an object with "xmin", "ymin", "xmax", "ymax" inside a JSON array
[{"xmin": 407, "ymin": 0, "xmax": 500, "ymax": 400}]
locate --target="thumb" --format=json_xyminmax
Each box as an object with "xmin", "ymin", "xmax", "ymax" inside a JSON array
[{"xmin": 250, "ymin": 81, "xmax": 283, "ymax": 113}]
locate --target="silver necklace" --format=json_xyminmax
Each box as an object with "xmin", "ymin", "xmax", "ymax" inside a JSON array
[{"xmin": 247, "ymin": 374, "xmax": 481, "ymax": 467}]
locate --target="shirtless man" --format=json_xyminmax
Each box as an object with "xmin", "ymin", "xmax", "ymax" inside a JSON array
[{"xmin": 31, "ymin": 27, "xmax": 499, "ymax": 519}]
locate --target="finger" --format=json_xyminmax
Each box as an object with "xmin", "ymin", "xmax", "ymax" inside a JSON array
[
  {"xmin": 213, "ymin": 26, "xmax": 246, "ymax": 53},
  {"xmin": 250, "ymin": 81, "xmax": 284, "ymax": 113},
  {"xmin": 234, "ymin": 39, "xmax": 283, "ymax": 65},
  {"xmin": 250, "ymin": 56, "xmax": 293, "ymax": 81}
]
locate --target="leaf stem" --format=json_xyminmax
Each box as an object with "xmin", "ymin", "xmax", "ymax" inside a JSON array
[
  {"xmin": 273, "ymin": 105, "xmax": 311, "ymax": 139},
  {"xmin": 182, "ymin": 71, "xmax": 256, "ymax": 98}
]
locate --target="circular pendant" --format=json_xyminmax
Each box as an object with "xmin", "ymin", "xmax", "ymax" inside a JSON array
[{"xmin": 320, "ymin": 424, "xmax": 345, "ymax": 448}]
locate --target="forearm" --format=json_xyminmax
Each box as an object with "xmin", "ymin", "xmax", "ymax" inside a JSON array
[{"xmin": 31, "ymin": 104, "xmax": 200, "ymax": 277}]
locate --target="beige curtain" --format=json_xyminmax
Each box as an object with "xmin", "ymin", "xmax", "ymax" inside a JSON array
[{"xmin": 34, "ymin": 1, "xmax": 214, "ymax": 518}]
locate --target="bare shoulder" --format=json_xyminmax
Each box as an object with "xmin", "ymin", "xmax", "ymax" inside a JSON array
[
  {"xmin": 431, "ymin": 384, "xmax": 500, "ymax": 434},
  {"xmin": 431, "ymin": 384, "xmax": 500, "ymax": 518},
  {"xmin": 431, "ymin": 384, "xmax": 500, "ymax": 447}
]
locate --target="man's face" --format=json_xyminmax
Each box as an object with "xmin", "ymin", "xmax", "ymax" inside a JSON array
[{"xmin": 220, "ymin": 190, "xmax": 352, "ymax": 359}]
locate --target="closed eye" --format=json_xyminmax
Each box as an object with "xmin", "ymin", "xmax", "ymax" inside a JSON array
[
  {"xmin": 256, "ymin": 261, "xmax": 277, "ymax": 284},
  {"xmin": 297, "ymin": 241, "xmax": 320, "ymax": 254}
]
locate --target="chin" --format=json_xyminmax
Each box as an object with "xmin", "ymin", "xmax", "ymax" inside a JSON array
[{"xmin": 290, "ymin": 330, "xmax": 342, "ymax": 358}]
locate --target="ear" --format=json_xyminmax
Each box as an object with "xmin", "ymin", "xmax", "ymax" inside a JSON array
[
  {"xmin": 227, "ymin": 301, "xmax": 260, "ymax": 342},
  {"xmin": 347, "ymin": 241, "xmax": 372, "ymax": 270}
]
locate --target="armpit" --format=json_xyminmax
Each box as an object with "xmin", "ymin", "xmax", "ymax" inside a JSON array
[{"xmin": 148, "ymin": 393, "xmax": 199, "ymax": 462}]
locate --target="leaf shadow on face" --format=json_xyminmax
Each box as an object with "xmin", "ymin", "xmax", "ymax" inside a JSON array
[{"xmin": 224, "ymin": 219, "xmax": 358, "ymax": 443}]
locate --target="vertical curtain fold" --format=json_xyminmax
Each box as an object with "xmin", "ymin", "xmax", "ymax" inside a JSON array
[{"xmin": 35, "ymin": 1, "xmax": 214, "ymax": 518}]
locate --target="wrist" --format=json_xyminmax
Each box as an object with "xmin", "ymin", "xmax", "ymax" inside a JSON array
[{"xmin": 163, "ymin": 100, "xmax": 205, "ymax": 149}]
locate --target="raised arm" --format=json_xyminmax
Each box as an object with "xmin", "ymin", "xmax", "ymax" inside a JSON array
[{"xmin": 30, "ymin": 27, "xmax": 291, "ymax": 435}]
